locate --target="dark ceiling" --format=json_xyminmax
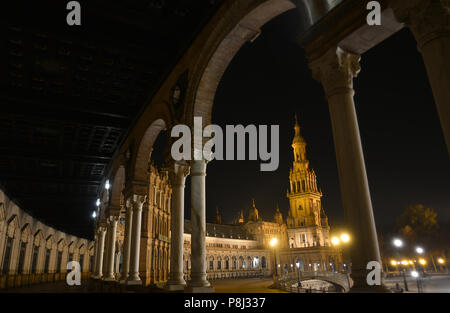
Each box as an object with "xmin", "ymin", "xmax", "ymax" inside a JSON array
[{"xmin": 0, "ymin": 0, "xmax": 224, "ymax": 237}]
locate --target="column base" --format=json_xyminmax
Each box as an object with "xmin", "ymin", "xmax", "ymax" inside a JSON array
[
  {"xmin": 185, "ymin": 285, "xmax": 215, "ymax": 293},
  {"xmin": 127, "ymin": 279, "xmax": 142, "ymax": 286},
  {"xmin": 103, "ymin": 276, "xmax": 117, "ymax": 282},
  {"xmin": 164, "ymin": 283, "xmax": 186, "ymax": 291}
]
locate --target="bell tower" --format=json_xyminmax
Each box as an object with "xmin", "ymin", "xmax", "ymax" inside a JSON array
[{"xmin": 287, "ymin": 115, "xmax": 325, "ymax": 229}]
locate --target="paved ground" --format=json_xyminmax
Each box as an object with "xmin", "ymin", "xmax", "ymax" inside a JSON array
[
  {"xmin": 384, "ymin": 274, "xmax": 450, "ymax": 293},
  {"xmin": 3, "ymin": 275, "xmax": 449, "ymax": 293},
  {"xmin": 211, "ymin": 278, "xmax": 287, "ymax": 293},
  {"xmin": 0, "ymin": 281, "xmax": 89, "ymax": 293}
]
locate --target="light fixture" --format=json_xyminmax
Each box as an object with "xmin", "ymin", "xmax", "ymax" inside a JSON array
[
  {"xmin": 393, "ymin": 238, "xmax": 403, "ymax": 247},
  {"xmin": 419, "ymin": 258, "xmax": 427, "ymax": 265},
  {"xmin": 416, "ymin": 247, "xmax": 424, "ymax": 254},
  {"xmin": 391, "ymin": 260, "xmax": 397, "ymax": 266},
  {"xmin": 96, "ymin": 198, "xmax": 101, "ymax": 207},
  {"xmin": 91, "ymin": 211, "xmax": 97, "ymax": 219},
  {"xmin": 411, "ymin": 271, "xmax": 419, "ymax": 278},
  {"xmin": 340, "ymin": 233, "xmax": 350, "ymax": 243},
  {"xmin": 269, "ymin": 237, "xmax": 278, "ymax": 247},
  {"xmin": 331, "ymin": 237, "xmax": 340, "ymax": 246},
  {"xmin": 105, "ymin": 179, "xmax": 110, "ymax": 190},
  {"xmin": 438, "ymin": 258, "xmax": 445, "ymax": 264}
]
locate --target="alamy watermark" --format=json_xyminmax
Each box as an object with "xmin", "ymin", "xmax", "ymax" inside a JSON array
[
  {"xmin": 66, "ymin": 261, "xmax": 81, "ymax": 286},
  {"xmin": 171, "ymin": 117, "xmax": 279, "ymax": 172}
]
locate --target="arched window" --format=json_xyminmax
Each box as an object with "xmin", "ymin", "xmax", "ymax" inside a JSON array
[
  {"xmin": 1, "ymin": 236, "xmax": 13, "ymax": 275},
  {"xmin": 261, "ymin": 256, "xmax": 267, "ymax": 268}
]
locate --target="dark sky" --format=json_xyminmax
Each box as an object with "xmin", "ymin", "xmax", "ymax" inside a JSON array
[{"xmin": 179, "ymin": 9, "xmax": 449, "ymax": 232}]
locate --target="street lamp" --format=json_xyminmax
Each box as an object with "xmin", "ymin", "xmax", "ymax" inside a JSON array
[
  {"xmin": 340, "ymin": 233, "xmax": 350, "ymax": 243},
  {"xmin": 105, "ymin": 179, "xmax": 111, "ymax": 190},
  {"xmin": 416, "ymin": 247, "xmax": 424, "ymax": 254},
  {"xmin": 437, "ymin": 258, "xmax": 445, "ymax": 265},
  {"xmin": 269, "ymin": 238, "xmax": 278, "ymax": 287},
  {"xmin": 96, "ymin": 198, "xmax": 101, "ymax": 207},
  {"xmin": 393, "ymin": 238, "xmax": 403, "ymax": 248},
  {"xmin": 393, "ymin": 238, "xmax": 407, "ymax": 291},
  {"xmin": 296, "ymin": 261, "xmax": 302, "ymax": 288}
]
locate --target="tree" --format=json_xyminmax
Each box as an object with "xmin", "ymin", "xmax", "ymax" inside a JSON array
[{"xmin": 397, "ymin": 204, "xmax": 439, "ymax": 247}]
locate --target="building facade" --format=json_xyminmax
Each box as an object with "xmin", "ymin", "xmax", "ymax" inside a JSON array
[
  {"xmin": 92, "ymin": 118, "xmax": 342, "ymax": 287},
  {"xmin": 0, "ymin": 188, "xmax": 95, "ymax": 289}
]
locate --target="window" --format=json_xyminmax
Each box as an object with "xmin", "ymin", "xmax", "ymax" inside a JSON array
[
  {"xmin": 1, "ymin": 237, "xmax": 13, "ymax": 275},
  {"xmin": 225, "ymin": 260, "xmax": 229, "ymax": 270},
  {"xmin": 31, "ymin": 245, "xmax": 39, "ymax": 273},
  {"xmin": 89, "ymin": 255, "xmax": 94, "ymax": 272},
  {"xmin": 79, "ymin": 255, "xmax": 84, "ymax": 272},
  {"xmin": 69, "ymin": 253, "xmax": 73, "ymax": 262},
  {"xmin": 44, "ymin": 249, "xmax": 50, "ymax": 273},
  {"xmin": 209, "ymin": 261, "xmax": 214, "ymax": 270},
  {"xmin": 217, "ymin": 260, "xmax": 221, "ymax": 270},
  {"xmin": 56, "ymin": 251, "xmax": 62, "ymax": 273},
  {"xmin": 17, "ymin": 242, "xmax": 27, "ymax": 274},
  {"xmin": 261, "ymin": 256, "xmax": 267, "ymax": 268}
]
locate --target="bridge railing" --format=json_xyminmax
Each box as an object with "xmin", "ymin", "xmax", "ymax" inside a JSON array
[{"xmin": 276, "ymin": 271, "xmax": 353, "ymax": 293}]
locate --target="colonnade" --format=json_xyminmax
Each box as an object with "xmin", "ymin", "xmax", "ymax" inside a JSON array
[
  {"xmin": 0, "ymin": 190, "xmax": 94, "ymax": 289},
  {"xmin": 305, "ymin": 0, "xmax": 449, "ymax": 291}
]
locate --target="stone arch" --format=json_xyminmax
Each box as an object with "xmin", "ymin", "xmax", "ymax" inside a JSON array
[
  {"xmin": 131, "ymin": 118, "xmax": 168, "ymax": 185},
  {"xmin": 110, "ymin": 164, "xmax": 126, "ymax": 211},
  {"xmin": 189, "ymin": 0, "xmax": 296, "ymax": 129},
  {"xmin": 6, "ymin": 215, "xmax": 19, "ymax": 238}
]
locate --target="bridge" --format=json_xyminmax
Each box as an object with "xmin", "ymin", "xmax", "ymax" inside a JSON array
[{"xmin": 277, "ymin": 272, "xmax": 353, "ymax": 293}]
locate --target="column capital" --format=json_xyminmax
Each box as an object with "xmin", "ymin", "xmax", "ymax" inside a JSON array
[
  {"xmin": 129, "ymin": 194, "xmax": 146, "ymax": 213},
  {"xmin": 189, "ymin": 159, "xmax": 208, "ymax": 177},
  {"xmin": 309, "ymin": 46, "xmax": 361, "ymax": 99},
  {"xmin": 390, "ymin": 0, "xmax": 450, "ymax": 49},
  {"xmin": 168, "ymin": 161, "xmax": 190, "ymax": 187}
]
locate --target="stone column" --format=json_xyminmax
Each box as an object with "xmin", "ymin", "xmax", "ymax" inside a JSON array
[
  {"xmin": 93, "ymin": 227, "xmax": 106, "ymax": 278},
  {"xmin": 103, "ymin": 216, "xmax": 118, "ymax": 281},
  {"xmin": 310, "ymin": 47, "xmax": 385, "ymax": 291},
  {"xmin": 92, "ymin": 233, "xmax": 99, "ymax": 278},
  {"xmin": 127, "ymin": 195, "xmax": 146, "ymax": 285},
  {"xmin": 165, "ymin": 161, "xmax": 190, "ymax": 291},
  {"xmin": 120, "ymin": 201, "xmax": 133, "ymax": 283},
  {"xmin": 391, "ymin": 0, "xmax": 450, "ymax": 155},
  {"xmin": 186, "ymin": 159, "xmax": 213, "ymax": 292}
]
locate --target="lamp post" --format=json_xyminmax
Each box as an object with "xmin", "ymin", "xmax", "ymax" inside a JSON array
[
  {"xmin": 296, "ymin": 261, "xmax": 302, "ymax": 288},
  {"xmin": 393, "ymin": 238, "xmax": 408, "ymax": 291},
  {"xmin": 270, "ymin": 238, "xmax": 278, "ymax": 287}
]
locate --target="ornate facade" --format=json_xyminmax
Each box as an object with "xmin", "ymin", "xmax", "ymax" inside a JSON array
[
  {"xmin": 286, "ymin": 116, "xmax": 331, "ymax": 248},
  {"xmin": 0, "ymin": 189, "xmax": 94, "ymax": 289},
  {"xmin": 91, "ymin": 118, "xmax": 341, "ymax": 288}
]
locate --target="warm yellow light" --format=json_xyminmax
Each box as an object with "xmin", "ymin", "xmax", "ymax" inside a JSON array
[
  {"xmin": 340, "ymin": 233, "xmax": 350, "ymax": 243},
  {"xmin": 408, "ymin": 260, "xmax": 413, "ymax": 265},
  {"xmin": 438, "ymin": 258, "xmax": 445, "ymax": 264},
  {"xmin": 269, "ymin": 238, "xmax": 278, "ymax": 247},
  {"xmin": 401, "ymin": 260, "xmax": 408, "ymax": 265},
  {"xmin": 331, "ymin": 237, "xmax": 340, "ymax": 246},
  {"xmin": 391, "ymin": 260, "xmax": 397, "ymax": 266},
  {"xmin": 419, "ymin": 258, "xmax": 427, "ymax": 265}
]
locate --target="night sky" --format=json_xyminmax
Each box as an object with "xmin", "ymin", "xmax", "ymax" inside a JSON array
[{"xmin": 177, "ymin": 9, "xmax": 450, "ymax": 232}]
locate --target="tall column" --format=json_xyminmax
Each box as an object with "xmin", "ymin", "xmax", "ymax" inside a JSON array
[
  {"xmin": 103, "ymin": 216, "xmax": 118, "ymax": 281},
  {"xmin": 127, "ymin": 194, "xmax": 145, "ymax": 285},
  {"xmin": 92, "ymin": 233, "xmax": 99, "ymax": 278},
  {"xmin": 186, "ymin": 159, "xmax": 213, "ymax": 292},
  {"xmin": 102, "ymin": 226, "xmax": 110, "ymax": 277},
  {"xmin": 165, "ymin": 161, "xmax": 190, "ymax": 291},
  {"xmin": 391, "ymin": 0, "xmax": 450, "ymax": 155},
  {"xmin": 93, "ymin": 227, "xmax": 106, "ymax": 278},
  {"xmin": 119, "ymin": 201, "xmax": 133, "ymax": 283},
  {"xmin": 310, "ymin": 47, "xmax": 385, "ymax": 291}
]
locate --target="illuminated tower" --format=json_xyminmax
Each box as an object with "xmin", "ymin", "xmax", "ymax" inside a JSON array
[{"xmin": 286, "ymin": 115, "xmax": 330, "ymax": 247}]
